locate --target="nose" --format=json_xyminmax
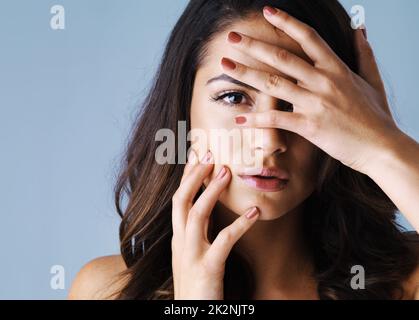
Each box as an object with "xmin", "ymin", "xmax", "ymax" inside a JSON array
[
  {"xmin": 253, "ymin": 96, "xmax": 288, "ymax": 156},
  {"xmin": 255, "ymin": 127, "xmax": 288, "ymax": 156}
]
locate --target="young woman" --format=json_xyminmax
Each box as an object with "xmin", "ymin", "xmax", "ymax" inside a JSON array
[{"xmin": 69, "ymin": 0, "xmax": 419, "ymax": 300}]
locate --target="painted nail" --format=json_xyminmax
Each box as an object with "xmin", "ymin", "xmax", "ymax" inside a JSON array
[
  {"xmin": 216, "ymin": 166, "xmax": 227, "ymax": 180},
  {"xmin": 228, "ymin": 32, "xmax": 242, "ymax": 44},
  {"xmin": 201, "ymin": 151, "xmax": 212, "ymax": 164},
  {"xmin": 263, "ymin": 6, "xmax": 277, "ymax": 15},
  {"xmin": 235, "ymin": 116, "xmax": 247, "ymax": 125},
  {"xmin": 246, "ymin": 207, "xmax": 259, "ymax": 219},
  {"xmin": 221, "ymin": 58, "xmax": 236, "ymax": 70}
]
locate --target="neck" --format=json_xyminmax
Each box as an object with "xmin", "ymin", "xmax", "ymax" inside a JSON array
[{"xmin": 210, "ymin": 201, "xmax": 317, "ymax": 299}]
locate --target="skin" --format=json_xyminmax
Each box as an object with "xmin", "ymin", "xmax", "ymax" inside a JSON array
[
  {"xmin": 183, "ymin": 11, "xmax": 321, "ymax": 299},
  {"xmin": 190, "ymin": 13, "xmax": 319, "ymax": 223},
  {"xmin": 68, "ymin": 7, "xmax": 419, "ymax": 300}
]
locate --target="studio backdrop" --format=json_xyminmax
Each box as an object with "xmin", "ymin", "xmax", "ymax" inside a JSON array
[{"xmin": 0, "ymin": 0, "xmax": 418, "ymax": 299}]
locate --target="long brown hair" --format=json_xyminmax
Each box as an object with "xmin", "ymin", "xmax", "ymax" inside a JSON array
[{"xmin": 113, "ymin": 0, "xmax": 418, "ymax": 299}]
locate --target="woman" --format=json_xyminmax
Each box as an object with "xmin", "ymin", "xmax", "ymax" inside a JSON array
[{"xmin": 69, "ymin": 0, "xmax": 419, "ymax": 300}]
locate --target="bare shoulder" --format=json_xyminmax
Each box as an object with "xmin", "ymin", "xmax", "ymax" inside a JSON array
[{"xmin": 68, "ymin": 255, "xmax": 128, "ymax": 300}]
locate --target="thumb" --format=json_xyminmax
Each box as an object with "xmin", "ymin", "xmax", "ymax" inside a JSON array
[{"xmin": 354, "ymin": 27, "xmax": 386, "ymax": 95}]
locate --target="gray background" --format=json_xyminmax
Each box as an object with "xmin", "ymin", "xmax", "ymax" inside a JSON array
[{"xmin": 0, "ymin": 0, "xmax": 417, "ymax": 299}]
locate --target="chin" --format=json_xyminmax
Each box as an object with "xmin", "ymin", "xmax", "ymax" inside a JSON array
[
  {"xmin": 256, "ymin": 208, "xmax": 290, "ymax": 221},
  {"xmin": 218, "ymin": 191, "xmax": 294, "ymax": 222},
  {"xmin": 247, "ymin": 198, "xmax": 297, "ymax": 221},
  {"xmin": 218, "ymin": 198, "xmax": 293, "ymax": 222}
]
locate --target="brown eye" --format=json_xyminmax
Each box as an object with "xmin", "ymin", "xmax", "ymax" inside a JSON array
[
  {"xmin": 211, "ymin": 90, "xmax": 251, "ymax": 107},
  {"xmin": 220, "ymin": 92, "xmax": 245, "ymax": 105},
  {"xmin": 278, "ymin": 99, "xmax": 294, "ymax": 112}
]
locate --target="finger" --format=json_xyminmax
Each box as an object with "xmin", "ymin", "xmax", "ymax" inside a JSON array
[
  {"xmin": 221, "ymin": 57, "xmax": 314, "ymax": 108},
  {"xmin": 185, "ymin": 166, "xmax": 231, "ymax": 246},
  {"xmin": 227, "ymin": 31, "xmax": 319, "ymax": 86},
  {"xmin": 206, "ymin": 207, "xmax": 260, "ymax": 267},
  {"xmin": 235, "ymin": 109, "xmax": 305, "ymax": 135},
  {"xmin": 354, "ymin": 28, "xmax": 386, "ymax": 96},
  {"xmin": 181, "ymin": 148, "xmax": 199, "ymax": 183},
  {"xmin": 262, "ymin": 6, "xmax": 342, "ymax": 69},
  {"xmin": 172, "ymin": 151, "xmax": 214, "ymax": 238}
]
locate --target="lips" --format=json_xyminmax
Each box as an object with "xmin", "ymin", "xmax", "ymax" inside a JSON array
[{"xmin": 237, "ymin": 167, "xmax": 290, "ymax": 192}]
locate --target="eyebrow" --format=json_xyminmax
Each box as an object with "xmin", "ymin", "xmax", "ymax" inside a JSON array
[{"xmin": 206, "ymin": 74, "xmax": 260, "ymax": 93}]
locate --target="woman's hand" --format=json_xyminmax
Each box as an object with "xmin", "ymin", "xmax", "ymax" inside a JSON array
[
  {"xmin": 171, "ymin": 150, "xmax": 259, "ymax": 299},
  {"xmin": 221, "ymin": 6, "xmax": 400, "ymax": 176},
  {"xmin": 220, "ymin": 6, "xmax": 419, "ymax": 232}
]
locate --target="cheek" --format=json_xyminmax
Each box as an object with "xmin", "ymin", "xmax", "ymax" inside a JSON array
[
  {"xmin": 191, "ymin": 99, "xmax": 240, "ymax": 165},
  {"xmin": 190, "ymin": 95, "xmax": 233, "ymax": 186}
]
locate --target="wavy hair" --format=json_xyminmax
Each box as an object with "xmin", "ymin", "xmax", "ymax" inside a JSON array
[{"xmin": 113, "ymin": 0, "xmax": 418, "ymax": 300}]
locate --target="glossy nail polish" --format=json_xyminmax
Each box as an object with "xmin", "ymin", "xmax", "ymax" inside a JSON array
[
  {"xmin": 216, "ymin": 166, "xmax": 227, "ymax": 179},
  {"xmin": 221, "ymin": 58, "xmax": 236, "ymax": 70},
  {"xmin": 228, "ymin": 32, "xmax": 242, "ymax": 43},
  {"xmin": 246, "ymin": 207, "xmax": 259, "ymax": 219},
  {"xmin": 235, "ymin": 116, "xmax": 247, "ymax": 125},
  {"xmin": 201, "ymin": 151, "xmax": 212, "ymax": 164},
  {"xmin": 263, "ymin": 6, "xmax": 277, "ymax": 15}
]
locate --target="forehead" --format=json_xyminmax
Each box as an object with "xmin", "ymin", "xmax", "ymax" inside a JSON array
[{"xmin": 198, "ymin": 13, "xmax": 310, "ymax": 81}]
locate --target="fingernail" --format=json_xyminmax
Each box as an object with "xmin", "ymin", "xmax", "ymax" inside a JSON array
[
  {"xmin": 221, "ymin": 58, "xmax": 236, "ymax": 71},
  {"xmin": 246, "ymin": 207, "xmax": 259, "ymax": 219},
  {"xmin": 263, "ymin": 6, "xmax": 277, "ymax": 16},
  {"xmin": 216, "ymin": 166, "xmax": 227, "ymax": 180},
  {"xmin": 235, "ymin": 116, "xmax": 247, "ymax": 125},
  {"xmin": 201, "ymin": 150, "xmax": 213, "ymax": 164},
  {"xmin": 228, "ymin": 32, "xmax": 242, "ymax": 44}
]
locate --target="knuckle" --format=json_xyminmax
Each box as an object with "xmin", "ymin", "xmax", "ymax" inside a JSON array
[
  {"xmin": 244, "ymin": 36, "xmax": 254, "ymax": 49},
  {"xmin": 208, "ymin": 179, "xmax": 223, "ymax": 191},
  {"xmin": 320, "ymin": 75, "xmax": 337, "ymax": 93},
  {"xmin": 188, "ymin": 207, "xmax": 201, "ymax": 220},
  {"xmin": 313, "ymin": 95, "xmax": 325, "ymax": 109},
  {"xmin": 304, "ymin": 117, "xmax": 321, "ymax": 138},
  {"xmin": 210, "ymin": 171, "xmax": 228, "ymax": 185},
  {"xmin": 303, "ymin": 26, "xmax": 318, "ymax": 41},
  {"xmin": 274, "ymin": 48, "xmax": 289, "ymax": 63},
  {"xmin": 265, "ymin": 73, "xmax": 282, "ymax": 91},
  {"xmin": 219, "ymin": 229, "xmax": 234, "ymax": 244},
  {"xmin": 277, "ymin": 9, "xmax": 290, "ymax": 22},
  {"xmin": 172, "ymin": 192, "xmax": 180, "ymax": 203},
  {"xmin": 234, "ymin": 219, "xmax": 247, "ymax": 234},
  {"xmin": 332, "ymin": 60, "xmax": 352, "ymax": 78},
  {"xmin": 267, "ymin": 111, "xmax": 279, "ymax": 126},
  {"xmin": 172, "ymin": 191, "xmax": 184, "ymax": 204},
  {"xmin": 235, "ymin": 64, "xmax": 245, "ymax": 77}
]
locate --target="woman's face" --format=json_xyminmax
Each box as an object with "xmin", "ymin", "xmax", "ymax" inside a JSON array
[{"xmin": 190, "ymin": 14, "xmax": 319, "ymax": 221}]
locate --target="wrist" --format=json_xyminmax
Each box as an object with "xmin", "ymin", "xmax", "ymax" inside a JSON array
[{"xmin": 364, "ymin": 128, "xmax": 418, "ymax": 179}]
